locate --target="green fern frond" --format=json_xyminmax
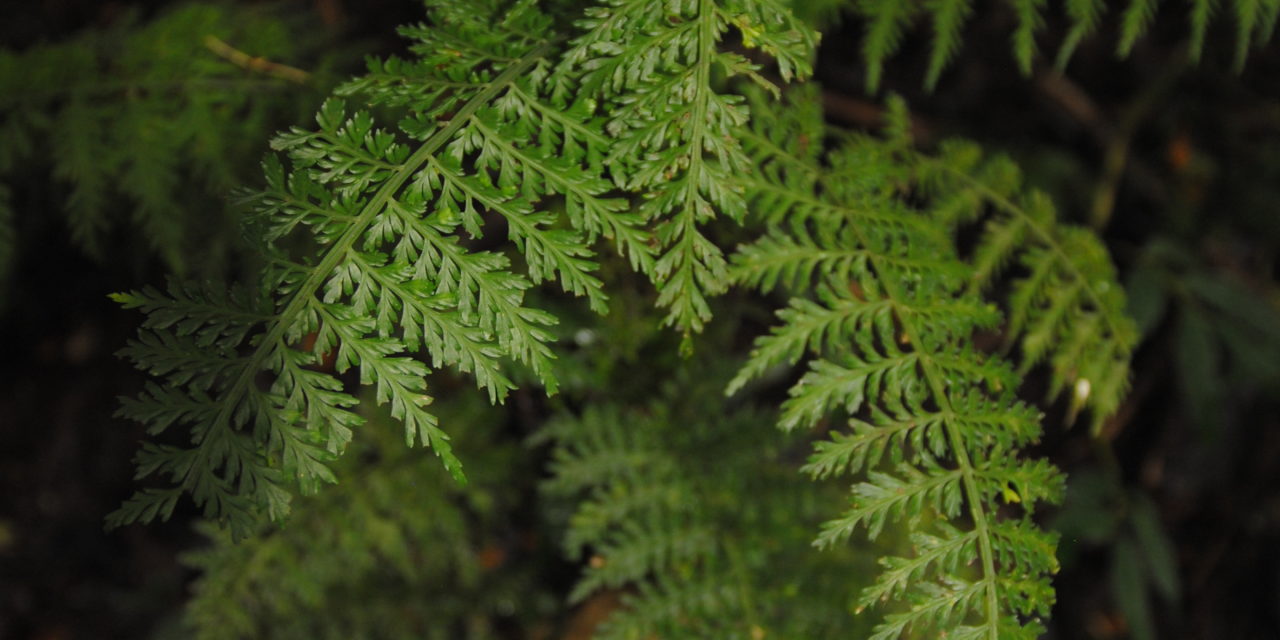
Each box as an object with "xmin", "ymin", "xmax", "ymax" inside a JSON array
[
  {"xmin": 182, "ymin": 392, "xmax": 535, "ymax": 640},
  {"xmin": 859, "ymin": 0, "xmax": 921, "ymax": 92},
  {"xmin": 1055, "ymin": 0, "xmax": 1105, "ymax": 69},
  {"xmin": 109, "ymin": 2, "xmax": 656, "ymax": 538},
  {"xmin": 925, "ymin": 0, "xmax": 974, "ymax": 89},
  {"xmin": 561, "ymin": 0, "xmax": 818, "ymax": 338},
  {"xmin": 0, "ymin": 4, "xmax": 323, "ymax": 276},
  {"xmin": 1008, "ymin": 0, "xmax": 1047, "ymax": 75},
  {"xmin": 1117, "ymin": 0, "xmax": 1159, "ymax": 57},
  {"xmin": 1188, "ymin": 0, "xmax": 1219, "ymax": 60},
  {"xmin": 727, "ymin": 95, "xmax": 1104, "ymax": 638},
  {"xmin": 542, "ymin": 364, "xmax": 866, "ymax": 638},
  {"xmin": 915, "ymin": 141, "xmax": 1138, "ymax": 432}
]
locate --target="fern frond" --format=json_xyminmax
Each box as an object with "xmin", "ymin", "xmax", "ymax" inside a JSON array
[
  {"xmin": 850, "ymin": 0, "xmax": 1274, "ymax": 87},
  {"xmin": 1008, "ymin": 0, "xmax": 1047, "ymax": 75},
  {"xmin": 0, "ymin": 4, "xmax": 324, "ymax": 275},
  {"xmin": 727, "ymin": 95, "xmax": 1103, "ymax": 638},
  {"xmin": 1056, "ymin": 0, "xmax": 1106, "ymax": 69},
  {"xmin": 925, "ymin": 0, "xmax": 974, "ymax": 89},
  {"xmin": 182, "ymin": 393, "xmax": 533, "ymax": 640},
  {"xmin": 542, "ymin": 364, "xmax": 866, "ymax": 639},
  {"xmin": 916, "ymin": 142, "xmax": 1138, "ymax": 432},
  {"xmin": 859, "ymin": 0, "xmax": 921, "ymax": 92},
  {"xmin": 110, "ymin": 3, "xmax": 654, "ymax": 537},
  {"xmin": 562, "ymin": 0, "xmax": 817, "ymax": 338},
  {"xmin": 1117, "ymin": 0, "xmax": 1160, "ymax": 57},
  {"xmin": 1188, "ymin": 0, "xmax": 1219, "ymax": 60}
]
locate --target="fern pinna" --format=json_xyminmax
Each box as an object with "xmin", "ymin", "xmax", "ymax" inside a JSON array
[
  {"xmin": 108, "ymin": 0, "xmax": 815, "ymax": 540},
  {"xmin": 729, "ymin": 95, "xmax": 1132, "ymax": 638}
]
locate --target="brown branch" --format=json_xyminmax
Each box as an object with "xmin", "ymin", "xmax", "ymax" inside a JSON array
[{"xmin": 202, "ymin": 35, "xmax": 310, "ymax": 85}]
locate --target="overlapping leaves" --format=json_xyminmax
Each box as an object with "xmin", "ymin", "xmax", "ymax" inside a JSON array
[{"xmin": 725, "ymin": 95, "xmax": 1128, "ymax": 638}]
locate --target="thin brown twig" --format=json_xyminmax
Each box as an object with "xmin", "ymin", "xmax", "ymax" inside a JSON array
[{"xmin": 202, "ymin": 35, "xmax": 310, "ymax": 85}]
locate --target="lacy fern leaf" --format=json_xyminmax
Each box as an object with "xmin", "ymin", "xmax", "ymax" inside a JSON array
[
  {"xmin": 0, "ymin": 4, "xmax": 322, "ymax": 280},
  {"xmin": 561, "ymin": 0, "xmax": 817, "ymax": 338},
  {"xmin": 108, "ymin": 1, "xmax": 644, "ymax": 538},
  {"xmin": 540, "ymin": 362, "xmax": 867, "ymax": 639},
  {"xmin": 914, "ymin": 141, "xmax": 1138, "ymax": 432},
  {"xmin": 727, "ymin": 96, "xmax": 1097, "ymax": 638}
]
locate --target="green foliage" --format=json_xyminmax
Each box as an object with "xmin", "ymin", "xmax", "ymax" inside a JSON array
[
  {"xmin": 540, "ymin": 358, "xmax": 874, "ymax": 639},
  {"xmin": 109, "ymin": 0, "xmax": 815, "ymax": 540},
  {"xmin": 181, "ymin": 389, "xmax": 552, "ymax": 640},
  {"xmin": 0, "ymin": 4, "xmax": 326, "ymax": 282},
  {"xmin": 914, "ymin": 140, "xmax": 1138, "ymax": 433},
  {"xmin": 97, "ymin": 1, "xmax": 1178, "ymax": 637},
  {"xmin": 732, "ymin": 93, "xmax": 1080, "ymax": 634},
  {"xmin": 561, "ymin": 0, "xmax": 817, "ymax": 338},
  {"xmin": 842, "ymin": 0, "xmax": 1279, "ymax": 91}
]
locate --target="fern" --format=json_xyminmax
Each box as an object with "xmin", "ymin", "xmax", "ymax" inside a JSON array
[
  {"xmin": 182, "ymin": 390, "xmax": 543, "ymax": 640},
  {"xmin": 540, "ymin": 359, "xmax": 870, "ymax": 639},
  {"xmin": 109, "ymin": 3, "xmax": 559, "ymax": 537},
  {"xmin": 0, "ymin": 4, "xmax": 323, "ymax": 282},
  {"xmin": 914, "ymin": 141, "xmax": 1138, "ymax": 432},
  {"xmin": 560, "ymin": 0, "xmax": 817, "ymax": 339},
  {"xmin": 96, "ymin": 1, "xmax": 1164, "ymax": 636},
  {"xmin": 722, "ymin": 95, "xmax": 1132, "ymax": 638},
  {"xmin": 846, "ymin": 0, "xmax": 1278, "ymax": 91},
  {"xmin": 108, "ymin": 0, "xmax": 816, "ymax": 538}
]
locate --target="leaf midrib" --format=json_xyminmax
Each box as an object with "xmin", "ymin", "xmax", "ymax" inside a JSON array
[{"xmin": 192, "ymin": 42, "xmax": 553, "ymax": 486}]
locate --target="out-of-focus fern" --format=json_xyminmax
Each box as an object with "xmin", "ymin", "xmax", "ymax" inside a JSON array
[
  {"xmin": 560, "ymin": 0, "xmax": 817, "ymax": 339},
  {"xmin": 913, "ymin": 140, "xmax": 1139, "ymax": 433},
  {"xmin": 838, "ymin": 0, "xmax": 1279, "ymax": 91},
  {"xmin": 180, "ymin": 389, "xmax": 550, "ymax": 640},
  {"xmin": 725, "ymin": 94, "xmax": 1136, "ymax": 638},
  {"xmin": 0, "ymin": 4, "xmax": 324, "ymax": 281},
  {"xmin": 539, "ymin": 359, "xmax": 873, "ymax": 639}
]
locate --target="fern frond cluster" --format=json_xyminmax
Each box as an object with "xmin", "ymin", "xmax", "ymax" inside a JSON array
[
  {"xmin": 109, "ymin": 0, "xmax": 816, "ymax": 539},
  {"xmin": 0, "ymin": 4, "xmax": 323, "ymax": 280},
  {"xmin": 100, "ymin": 0, "xmax": 1158, "ymax": 636},
  {"xmin": 540, "ymin": 360, "xmax": 871, "ymax": 639},
  {"xmin": 723, "ymin": 94, "xmax": 1136, "ymax": 638},
  {"xmin": 182, "ymin": 390, "xmax": 549, "ymax": 640},
  {"xmin": 842, "ymin": 0, "xmax": 1279, "ymax": 90}
]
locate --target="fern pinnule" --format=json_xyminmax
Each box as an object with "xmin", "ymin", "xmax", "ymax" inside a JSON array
[{"xmin": 850, "ymin": 0, "xmax": 1275, "ymax": 90}]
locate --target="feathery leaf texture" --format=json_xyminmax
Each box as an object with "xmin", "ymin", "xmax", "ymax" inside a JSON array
[
  {"xmin": 726, "ymin": 95, "xmax": 1134, "ymax": 637},
  {"xmin": 108, "ymin": 2, "xmax": 648, "ymax": 538},
  {"xmin": 914, "ymin": 140, "xmax": 1138, "ymax": 433},
  {"xmin": 182, "ymin": 392, "xmax": 537, "ymax": 640},
  {"xmin": 561, "ymin": 0, "xmax": 817, "ymax": 338},
  {"xmin": 845, "ymin": 0, "xmax": 1277, "ymax": 91},
  {"xmin": 0, "ymin": 4, "xmax": 321, "ymax": 280},
  {"xmin": 540, "ymin": 365, "xmax": 867, "ymax": 639}
]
